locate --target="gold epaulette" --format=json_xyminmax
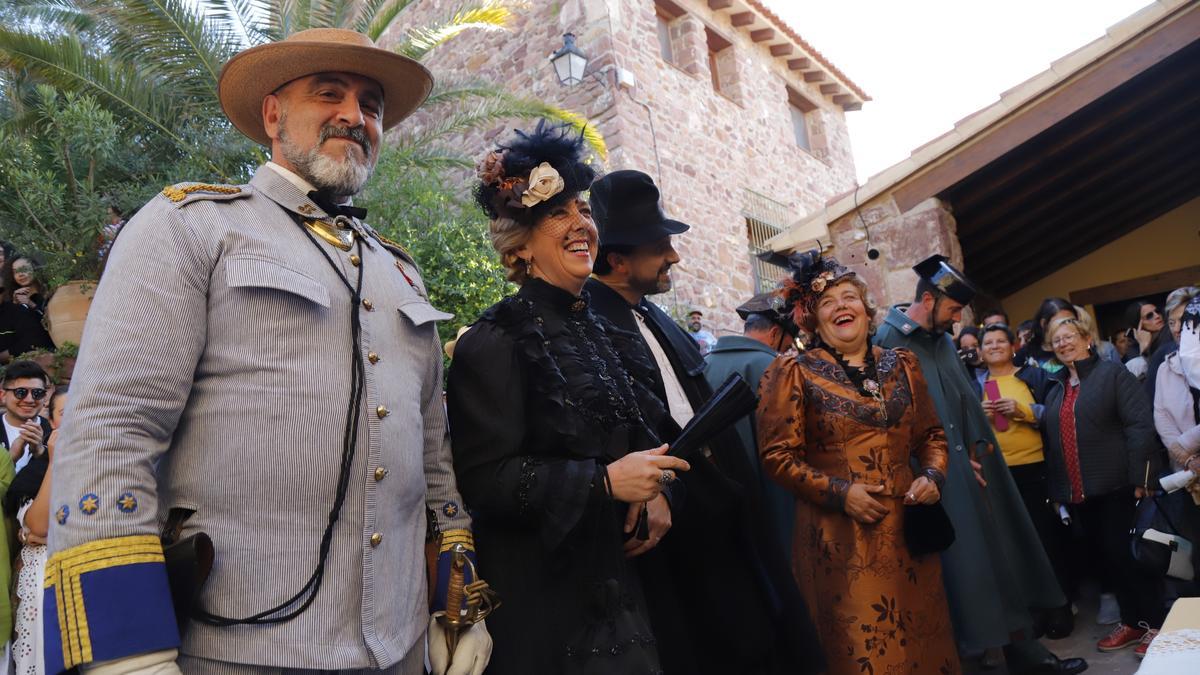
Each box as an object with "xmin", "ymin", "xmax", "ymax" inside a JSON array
[
  {"xmin": 161, "ymin": 183, "xmax": 246, "ymax": 206},
  {"xmin": 375, "ymin": 231, "xmax": 414, "ymax": 261}
]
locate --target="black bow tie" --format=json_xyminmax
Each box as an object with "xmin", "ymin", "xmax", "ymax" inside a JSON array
[{"xmin": 308, "ymin": 190, "xmax": 367, "ymax": 220}]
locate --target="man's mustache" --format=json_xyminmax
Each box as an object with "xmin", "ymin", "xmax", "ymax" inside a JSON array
[{"xmin": 320, "ymin": 124, "xmax": 371, "ymax": 155}]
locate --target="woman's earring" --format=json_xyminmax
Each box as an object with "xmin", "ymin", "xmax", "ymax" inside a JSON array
[{"xmin": 523, "ymin": 258, "xmax": 533, "ymax": 275}]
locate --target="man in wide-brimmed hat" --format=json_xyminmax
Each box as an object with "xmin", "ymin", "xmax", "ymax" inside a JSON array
[{"xmin": 45, "ymin": 29, "xmax": 490, "ymax": 675}]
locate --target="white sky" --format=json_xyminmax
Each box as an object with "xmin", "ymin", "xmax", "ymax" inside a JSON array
[{"xmin": 761, "ymin": 0, "xmax": 1153, "ymax": 183}]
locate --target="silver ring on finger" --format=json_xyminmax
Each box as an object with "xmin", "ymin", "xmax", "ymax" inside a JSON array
[{"xmin": 659, "ymin": 470, "xmax": 673, "ymax": 486}]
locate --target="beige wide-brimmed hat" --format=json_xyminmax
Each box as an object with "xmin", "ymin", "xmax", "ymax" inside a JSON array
[{"xmin": 218, "ymin": 28, "xmax": 433, "ymax": 147}]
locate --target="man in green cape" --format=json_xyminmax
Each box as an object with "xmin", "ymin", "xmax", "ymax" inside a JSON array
[{"xmin": 875, "ymin": 255, "xmax": 1087, "ymax": 675}]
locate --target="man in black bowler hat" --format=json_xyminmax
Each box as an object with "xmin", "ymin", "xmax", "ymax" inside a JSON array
[
  {"xmin": 704, "ymin": 292, "xmax": 800, "ymax": 562},
  {"xmin": 586, "ymin": 169, "xmax": 824, "ymax": 675}
]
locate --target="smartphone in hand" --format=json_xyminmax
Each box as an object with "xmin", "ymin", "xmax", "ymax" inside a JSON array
[{"xmin": 983, "ymin": 380, "xmax": 1008, "ymax": 431}]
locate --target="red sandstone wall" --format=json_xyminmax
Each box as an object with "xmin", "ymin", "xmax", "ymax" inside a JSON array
[{"xmin": 383, "ymin": 0, "xmax": 858, "ymax": 335}]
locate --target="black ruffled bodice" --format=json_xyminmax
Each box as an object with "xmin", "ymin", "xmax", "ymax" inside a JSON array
[{"xmin": 446, "ymin": 278, "xmax": 666, "ymax": 675}]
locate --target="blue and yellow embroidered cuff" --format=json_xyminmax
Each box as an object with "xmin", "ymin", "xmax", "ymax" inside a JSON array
[
  {"xmin": 43, "ymin": 535, "xmax": 180, "ymax": 673},
  {"xmin": 432, "ymin": 529, "xmax": 475, "ymax": 613}
]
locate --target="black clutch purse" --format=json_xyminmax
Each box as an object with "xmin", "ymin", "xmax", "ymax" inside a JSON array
[{"xmin": 903, "ymin": 502, "xmax": 956, "ymax": 557}]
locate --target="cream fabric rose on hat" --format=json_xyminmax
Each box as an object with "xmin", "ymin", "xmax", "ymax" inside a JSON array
[{"xmin": 520, "ymin": 162, "xmax": 565, "ymax": 207}]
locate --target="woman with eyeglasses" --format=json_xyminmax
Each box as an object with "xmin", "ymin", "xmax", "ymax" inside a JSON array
[
  {"xmin": 1123, "ymin": 299, "xmax": 1170, "ymax": 384},
  {"xmin": 0, "ymin": 254, "xmax": 55, "ymax": 363},
  {"xmin": 1042, "ymin": 317, "xmax": 1165, "ymax": 658}
]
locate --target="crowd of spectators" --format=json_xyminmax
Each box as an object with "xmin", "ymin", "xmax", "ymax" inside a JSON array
[{"xmin": 699, "ymin": 280, "xmax": 1200, "ymax": 666}]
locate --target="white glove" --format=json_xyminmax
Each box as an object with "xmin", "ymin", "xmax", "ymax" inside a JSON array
[
  {"xmin": 428, "ymin": 613, "xmax": 492, "ymax": 675},
  {"xmin": 81, "ymin": 649, "xmax": 182, "ymax": 675}
]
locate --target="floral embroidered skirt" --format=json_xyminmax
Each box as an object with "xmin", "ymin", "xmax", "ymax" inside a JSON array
[{"xmin": 791, "ymin": 495, "xmax": 961, "ymax": 675}]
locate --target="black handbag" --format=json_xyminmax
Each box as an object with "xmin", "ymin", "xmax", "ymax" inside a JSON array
[
  {"xmin": 903, "ymin": 502, "xmax": 956, "ymax": 557},
  {"xmin": 1130, "ymin": 492, "xmax": 1195, "ymax": 581}
]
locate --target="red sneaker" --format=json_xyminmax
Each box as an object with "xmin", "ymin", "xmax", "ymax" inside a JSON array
[
  {"xmin": 1134, "ymin": 628, "xmax": 1159, "ymax": 659},
  {"xmin": 1097, "ymin": 624, "xmax": 1147, "ymax": 652}
]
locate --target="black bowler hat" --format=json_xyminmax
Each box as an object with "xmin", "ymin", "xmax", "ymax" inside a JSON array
[
  {"xmin": 589, "ymin": 170, "xmax": 690, "ymax": 247},
  {"xmin": 737, "ymin": 292, "xmax": 800, "ymax": 337},
  {"xmin": 913, "ymin": 254, "xmax": 979, "ymax": 305}
]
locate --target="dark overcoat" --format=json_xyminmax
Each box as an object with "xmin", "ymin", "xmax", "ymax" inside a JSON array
[{"xmin": 585, "ymin": 278, "xmax": 824, "ymax": 675}]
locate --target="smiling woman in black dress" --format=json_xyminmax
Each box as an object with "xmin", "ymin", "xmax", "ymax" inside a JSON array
[{"xmin": 446, "ymin": 122, "xmax": 690, "ymax": 675}]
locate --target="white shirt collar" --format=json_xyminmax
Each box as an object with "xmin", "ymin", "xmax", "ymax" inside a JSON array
[{"xmin": 265, "ymin": 161, "xmax": 317, "ymax": 194}]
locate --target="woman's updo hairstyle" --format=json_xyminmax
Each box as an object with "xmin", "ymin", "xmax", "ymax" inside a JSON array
[{"xmin": 473, "ymin": 120, "xmax": 597, "ymax": 284}]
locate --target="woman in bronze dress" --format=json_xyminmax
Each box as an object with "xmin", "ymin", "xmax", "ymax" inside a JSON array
[
  {"xmin": 757, "ymin": 252, "xmax": 961, "ymax": 675},
  {"xmin": 447, "ymin": 122, "xmax": 690, "ymax": 674}
]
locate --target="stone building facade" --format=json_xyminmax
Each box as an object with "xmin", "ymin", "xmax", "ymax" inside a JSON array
[{"xmin": 382, "ymin": 0, "xmax": 866, "ymax": 334}]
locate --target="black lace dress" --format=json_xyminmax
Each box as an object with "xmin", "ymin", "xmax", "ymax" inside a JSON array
[{"xmin": 447, "ymin": 278, "xmax": 668, "ymax": 675}]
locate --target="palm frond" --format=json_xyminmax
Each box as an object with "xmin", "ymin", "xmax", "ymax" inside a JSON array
[
  {"xmin": 362, "ymin": 0, "xmax": 416, "ymax": 42},
  {"xmin": 308, "ymin": 0, "xmax": 356, "ymax": 30},
  {"xmin": 0, "ymin": 29, "xmax": 207, "ymax": 151},
  {"xmin": 382, "ymin": 144, "xmax": 473, "ymax": 173},
  {"xmin": 394, "ymin": 0, "xmax": 512, "ymax": 61},
  {"xmin": 199, "ymin": 0, "xmax": 273, "ymax": 47},
  {"xmin": 414, "ymin": 84, "xmax": 608, "ymax": 161},
  {"xmin": 532, "ymin": 104, "xmax": 607, "ymax": 161},
  {"xmin": 3, "ymin": 0, "xmax": 101, "ymax": 34},
  {"xmin": 97, "ymin": 0, "xmax": 240, "ymax": 99}
]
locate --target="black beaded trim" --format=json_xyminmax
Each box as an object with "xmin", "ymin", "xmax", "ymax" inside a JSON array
[{"xmin": 515, "ymin": 456, "xmax": 542, "ymax": 516}]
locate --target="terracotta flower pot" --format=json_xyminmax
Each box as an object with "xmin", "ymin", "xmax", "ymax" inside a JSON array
[{"xmin": 46, "ymin": 281, "xmax": 96, "ymax": 349}]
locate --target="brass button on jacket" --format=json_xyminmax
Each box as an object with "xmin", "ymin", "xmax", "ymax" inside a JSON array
[
  {"xmin": 374, "ymin": 467, "xmax": 388, "ymax": 481},
  {"xmin": 370, "ymin": 532, "xmax": 383, "ymax": 547},
  {"xmin": 376, "ymin": 405, "xmax": 389, "ymax": 418},
  {"xmin": 368, "ymin": 352, "xmax": 380, "ymax": 364},
  {"xmin": 349, "ymin": 254, "xmax": 361, "ymax": 266},
  {"xmin": 362, "ymin": 298, "xmax": 374, "ymax": 311}
]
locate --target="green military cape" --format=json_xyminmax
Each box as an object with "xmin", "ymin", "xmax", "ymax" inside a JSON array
[
  {"xmin": 875, "ymin": 305, "xmax": 1065, "ymax": 653},
  {"xmin": 703, "ymin": 335, "xmax": 796, "ymax": 562}
]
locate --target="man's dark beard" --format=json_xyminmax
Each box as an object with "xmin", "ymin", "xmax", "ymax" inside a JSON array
[{"xmin": 633, "ymin": 267, "xmax": 672, "ymax": 297}]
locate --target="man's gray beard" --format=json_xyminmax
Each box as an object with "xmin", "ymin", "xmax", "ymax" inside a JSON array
[{"xmin": 278, "ymin": 120, "xmax": 374, "ymax": 197}]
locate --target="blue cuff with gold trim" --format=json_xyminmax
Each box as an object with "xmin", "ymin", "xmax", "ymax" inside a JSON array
[
  {"xmin": 432, "ymin": 529, "xmax": 475, "ymax": 613},
  {"xmin": 43, "ymin": 535, "xmax": 180, "ymax": 673}
]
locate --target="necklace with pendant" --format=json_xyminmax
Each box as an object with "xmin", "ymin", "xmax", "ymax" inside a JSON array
[{"xmin": 822, "ymin": 341, "xmax": 888, "ymax": 420}]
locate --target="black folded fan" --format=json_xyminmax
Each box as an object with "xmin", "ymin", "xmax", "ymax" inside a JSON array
[{"xmin": 670, "ymin": 373, "xmax": 758, "ymax": 459}]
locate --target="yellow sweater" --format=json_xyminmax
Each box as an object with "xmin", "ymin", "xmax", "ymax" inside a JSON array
[{"xmin": 984, "ymin": 374, "xmax": 1044, "ymax": 466}]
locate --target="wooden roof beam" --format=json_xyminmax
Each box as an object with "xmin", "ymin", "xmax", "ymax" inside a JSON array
[
  {"xmin": 770, "ymin": 43, "xmax": 794, "ymax": 56},
  {"xmin": 750, "ymin": 28, "xmax": 775, "ymax": 42},
  {"xmin": 787, "ymin": 58, "xmax": 811, "ymax": 70},
  {"xmin": 708, "ymin": 0, "xmax": 734, "ymax": 8},
  {"xmin": 804, "ymin": 71, "xmax": 826, "ymax": 82},
  {"xmin": 730, "ymin": 12, "xmax": 755, "ymax": 27},
  {"xmin": 820, "ymin": 83, "xmax": 840, "ymax": 95}
]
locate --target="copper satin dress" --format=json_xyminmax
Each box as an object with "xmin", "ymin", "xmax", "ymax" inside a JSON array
[{"xmin": 757, "ymin": 346, "xmax": 961, "ymax": 675}]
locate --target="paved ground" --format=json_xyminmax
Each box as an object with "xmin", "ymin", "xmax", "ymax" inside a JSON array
[{"xmin": 961, "ymin": 592, "xmax": 1142, "ymax": 675}]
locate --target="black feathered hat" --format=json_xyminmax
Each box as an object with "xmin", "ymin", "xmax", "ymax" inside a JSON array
[
  {"xmin": 913, "ymin": 254, "xmax": 978, "ymax": 305},
  {"xmin": 759, "ymin": 249, "xmax": 856, "ymax": 332},
  {"xmin": 473, "ymin": 120, "xmax": 596, "ymax": 226}
]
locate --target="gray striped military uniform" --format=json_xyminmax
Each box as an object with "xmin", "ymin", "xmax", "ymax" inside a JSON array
[{"xmin": 45, "ymin": 164, "xmax": 471, "ymax": 673}]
